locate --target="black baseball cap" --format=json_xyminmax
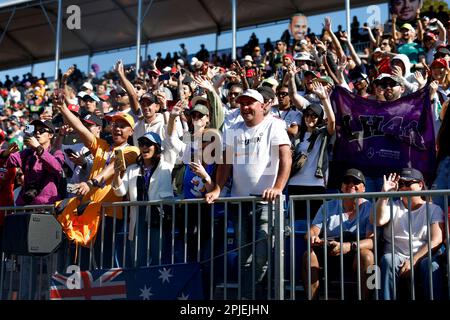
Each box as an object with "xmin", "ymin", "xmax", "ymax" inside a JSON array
[
  {"xmin": 82, "ymin": 113, "xmax": 103, "ymax": 127},
  {"xmin": 399, "ymin": 168, "xmax": 424, "ymax": 182},
  {"xmin": 256, "ymin": 86, "xmax": 275, "ymax": 102},
  {"xmin": 30, "ymin": 119, "xmax": 55, "ymax": 133},
  {"xmin": 304, "ymin": 103, "xmax": 324, "ymax": 118},
  {"xmin": 343, "ymin": 168, "xmax": 366, "ymax": 185}
]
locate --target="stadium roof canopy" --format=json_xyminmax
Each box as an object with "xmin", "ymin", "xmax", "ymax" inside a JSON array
[{"xmin": 0, "ymin": 0, "xmax": 385, "ymax": 71}]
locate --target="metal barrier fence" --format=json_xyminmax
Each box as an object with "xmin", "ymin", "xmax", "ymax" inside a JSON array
[
  {"xmin": 287, "ymin": 190, "xmax": 450, "ymax": 300},
  {"xmin": 0, "ymin": 196, "xmax": 285, "ymax": 300},
  {"xmin": 0, "ymin": 190, "xmax": 449, "ymax": 300}
]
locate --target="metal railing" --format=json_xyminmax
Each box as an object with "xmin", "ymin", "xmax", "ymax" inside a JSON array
[
  {"xmin": 287, "ymin": 190, "xmax": 450, "ymax": 300},
  {"xmin": 1, "ymin": 190, "xmax": 449, "ymax": 300}
]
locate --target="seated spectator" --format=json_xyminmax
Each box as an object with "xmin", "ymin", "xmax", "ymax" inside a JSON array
[
  {"xmin": 302, "ymin": 168, "xmax": 374, "ymax": 300},
  {"xmin": 374, "ymin": 168, "xmax": 444, "ymax": 300}
]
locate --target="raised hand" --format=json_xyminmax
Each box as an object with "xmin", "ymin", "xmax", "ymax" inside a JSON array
[
  {"xmin": 193, "ymin": 75, "xmax": 214, "ymax": 92},
  {"xmin": 430, "ymin": 80, "xmax": 439, "ymax": 100},
  {"xmin": 62, "ymin": 66, "xmax": 75, "ymax": 84},
  {"xmin": 414, "ymin": 71, "xmax": 427, "ymax": 88},
  {"xmin": 382, "ymin": 173, "xmax": 399, "ymax": 192},
  {"xmin": 311, "ymin": 81, "xmax": 328, "ymax": 100},
  {"xmin": 391, "ymin": 65, "xmax": 403, "ymax": 78},
  {"xmin": 114, "ymin": 60, "xmax": 125, "ymax": 76},
  {"xmin": 324, "ymin": 16, "xmax": 332, "ymax": 32}
]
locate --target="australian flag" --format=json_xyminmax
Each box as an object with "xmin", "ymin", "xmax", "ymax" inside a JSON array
[{"xmin": 50, "ymin": 263, "xmax": 203, "ymax": 300}]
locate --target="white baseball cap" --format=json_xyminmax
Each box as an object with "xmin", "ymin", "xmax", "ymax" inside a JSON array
[
  {"xmin": 81, "ymin": 82, "xmax": 93, "ymax": 91},
  {"xmin": 236, "ymin": 89, "xmax": 264, "ymax": 104}
]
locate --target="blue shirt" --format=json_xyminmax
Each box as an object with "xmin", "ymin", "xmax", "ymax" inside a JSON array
[
  {"xmin": 183, "ymin": 164, "xmax": 215, "ymax": 199},
  {"xmin": 312, "ymin": 199, "xmax": 374, "ymax": 239}
]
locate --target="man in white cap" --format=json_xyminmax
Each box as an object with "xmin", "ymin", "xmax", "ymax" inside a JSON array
[{"xmin": 206, "ymin": 88, "xmax": 292, "ymax": 299}]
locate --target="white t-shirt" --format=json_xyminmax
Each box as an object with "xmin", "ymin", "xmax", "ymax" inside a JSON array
[
  {"xmin": 223, "ymin": 107, "xmax": 243, "ymax": 132},
  {"xmin": 383, "ymin": 200, "xmax": 444, "ymax": 259},
  {"xmin": 223, "ymin": 117, "xmax": 291, "ymax": 197},
  {"xmin": 288, "ymin": 131, "xmax": 325, "ymax": 187},
  {"xmin": 270, "ymin": 107, "xmax": 302, "ymax": 130}
]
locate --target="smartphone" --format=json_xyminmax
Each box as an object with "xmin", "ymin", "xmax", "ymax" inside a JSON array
[
  {"xmin": 114, "ymin": 148, "xmax": 126, "ymax": 171},
  {"xmin": 64, "ymin": 148, "xmax": 76, "ymax": 157},
  {"xmin": 24, "ymin": 124, "xmax": 34, "ymax": 135}
]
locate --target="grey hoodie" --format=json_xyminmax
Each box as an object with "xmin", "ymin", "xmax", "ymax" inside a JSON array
[{"xmin": 391, "ymin": 54, "xmax": 420, "ymax": 95}]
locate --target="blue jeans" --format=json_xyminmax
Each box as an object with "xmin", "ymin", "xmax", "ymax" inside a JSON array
[
  {"xmin": 432, "ymin": 156, "xmax": 450, "ymax": 211},
  {"xmin": 231, "ymin": 202, "xmax": 270, "ymax": 299},
  {"xmin": 380, "ymin": 250, "xmax": 444, "ymax": 300}
]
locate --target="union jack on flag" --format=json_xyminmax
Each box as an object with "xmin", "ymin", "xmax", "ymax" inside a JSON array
[{"xmin": 50, "ymin": 268, "xmax": 127, "ymax": 300}]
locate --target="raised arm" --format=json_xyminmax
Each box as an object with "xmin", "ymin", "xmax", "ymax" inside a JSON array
[
  {"xmin": 324, "ymin": 17, "xmax": 345, "ymax": 61},
  {"xmin": 115, "ymin": 60, "xmax": 140, "ymax": 115},
  {"xmin": 311, "ymin": 82, "xmax": 335, "ymax": 135},
  {"xmin": 391, "ymin": 14, "xmax": 399, "ymax": 44},
  {"xmin": 341, "ymin": 31, "xmax": 362, "ymax": 66},
  {"xmin": 53, "ymin": 93, "xmax": 95, "ymax": 149},
  {"xmin": 362, "ymin": 25, "xmax": 377, "ymax": 47},
  {"xmin": 373, "ymin": 173, "xmax": 399, "ymax": 226},
  {"xmin": 287, "ymin": 63, "xmax": 310, "ymax": 110}
]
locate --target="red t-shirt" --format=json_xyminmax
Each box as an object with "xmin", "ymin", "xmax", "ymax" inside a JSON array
[{"xmin": 0, "ymin": 158, "xmax": 16, "ymax": 225}]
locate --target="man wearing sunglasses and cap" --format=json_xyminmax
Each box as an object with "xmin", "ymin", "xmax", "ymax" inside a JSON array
[
  {"xmin": 374, "ymin": 167, "xmax": 444, "ymax": 300},
  {"xmin": 303, "ymin": 168, "xmax": 374, "ymax": 299}
]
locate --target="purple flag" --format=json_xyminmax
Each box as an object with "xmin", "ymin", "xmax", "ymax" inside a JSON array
[{"xmin": 330, "ymin": 86, "xmax": 436, "ymax": 183}]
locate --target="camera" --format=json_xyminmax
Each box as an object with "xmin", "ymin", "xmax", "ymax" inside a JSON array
[{"xmin": 23, "ymin": 183, "xmax": 40, "ymax": 204}]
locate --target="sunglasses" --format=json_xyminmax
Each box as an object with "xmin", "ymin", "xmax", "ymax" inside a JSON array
[
  {"xmin": 380, "ymin": 42, "xmax": 390, "ymax": 46},
  {"xmin": 343, "ymin": 177, "xmax": 362, "ymax": 185},
  {"xmin": 229, "ymin": 91, "xmax": 241, "ymax": 97},
  {"xmin": 379, "ymin": 81, "xmax": 399, "ymax": 89},
  {"xmin": 398, "ymin": 180, "xmax": 419, "ymax": 188},
  {"xmin": 149, "ymin": 74, "xmax": 159, "ymax": 79},
  {"xmin": 190, "ymin": 111, "xmax": 206, "ymax": 119},
  {"xmin": 138, "ymin": 140, "xmax": 155, "ymax": 148},
  {"xmin": 33, "ymin": 128, "xmax": 51, "ymax": 135},
  {"xmin": 277, "ymin": 92, "xmax": 289, "ymax": 98}
]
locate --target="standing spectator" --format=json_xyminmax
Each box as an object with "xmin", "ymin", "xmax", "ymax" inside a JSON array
[
  {"xmin": 271, "ymin": 85, "xmax": 302, "ymax": 140},
  {"xmin": 374, "ymin": 168, "xmax": 444, "ymax": 300},
  {"xmin": 396, "ymin": 23, "xmax": 426, "ymax": 70},
  {"xmin": 112, "ymin": 131, "xmax": 176, "ymax": 267},
  {"xmin": 0, "ymin": 129, "xmax": 16, "ymax": 251},
  {"xmin": 288, "ymin": 82, "xmax": 335, "ymax": 220},
  {"xmin": 7, "ymin": 83, "xmax": 21, "ymax": 103},
  {"xmin": 206, "ymin": 89, "xmax": 291, "ymax": 299},
  {"xmin": 179, "ymin": 43, "xmax": 188, "ymax": 63},
  {"xmin": 196, "ymin": 44, "xmax": 210, "ymax": 62}
]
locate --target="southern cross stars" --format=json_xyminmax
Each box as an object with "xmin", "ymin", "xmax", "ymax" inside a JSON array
[
  {"xmin": 158, "ymin": 267, "xmax": 173, "ymax": 284},
  {"xmin": 139, "ymin": 285, "xmax": 153, "ymax": 300}
]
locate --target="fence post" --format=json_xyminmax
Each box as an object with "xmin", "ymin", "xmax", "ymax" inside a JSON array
[{"xmin": 274, "ymin": 194, "xmax": 285, "ymax": 300}]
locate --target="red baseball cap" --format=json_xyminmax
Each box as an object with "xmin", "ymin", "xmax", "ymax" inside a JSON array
[
  {"xmin": 67, "ymin": 104, "xmax": 80, "ymax": 114},
  {"xmin": 431, "ymin": 58, "xmax": 448, "ymax": 69},
  {"xmin": 0, "ymin": 128, "xmax": 5, "ymax": 142}
]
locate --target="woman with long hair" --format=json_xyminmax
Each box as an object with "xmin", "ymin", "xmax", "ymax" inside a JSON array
[{"xmin": 288, "ymin": 82, "xmax": 335, "ymax": 221}]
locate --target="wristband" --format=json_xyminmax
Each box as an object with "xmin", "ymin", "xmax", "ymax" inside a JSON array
[{"xmin": 36, "ymin": 146, "xmax": 45, "ymax": 156}]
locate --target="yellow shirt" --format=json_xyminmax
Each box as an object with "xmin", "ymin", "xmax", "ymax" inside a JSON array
[{"xmin": 83, "ymin": 136, "xmax": 140, "ymax": 218}]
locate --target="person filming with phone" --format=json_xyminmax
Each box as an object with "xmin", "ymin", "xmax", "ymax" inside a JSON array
[
  {"xmin": 302, "ymin": 168, "xmax": 375, "ymax": 300},
  {"xmin": 0, "ymin": 119, "xmax": 64, "ymax": 206}
]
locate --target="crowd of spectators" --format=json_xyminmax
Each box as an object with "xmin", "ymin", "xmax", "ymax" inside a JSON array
[{"xmin": 1, "ymin": 4, "xmax": 450, "ymax": 300}]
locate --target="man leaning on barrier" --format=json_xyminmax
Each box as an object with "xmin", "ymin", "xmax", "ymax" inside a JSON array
[
  {"xmin": 302, "ymin": 168, "xmax": 375, "ymax": 300},
  {"xmin": 373, "ymin": 168, "xmax": 445, "ymax": 300}
]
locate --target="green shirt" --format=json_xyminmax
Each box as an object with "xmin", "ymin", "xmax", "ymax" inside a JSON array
[{"xmin": 397, "ymin": 42, "xmax": 425, "ymax": 66}]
